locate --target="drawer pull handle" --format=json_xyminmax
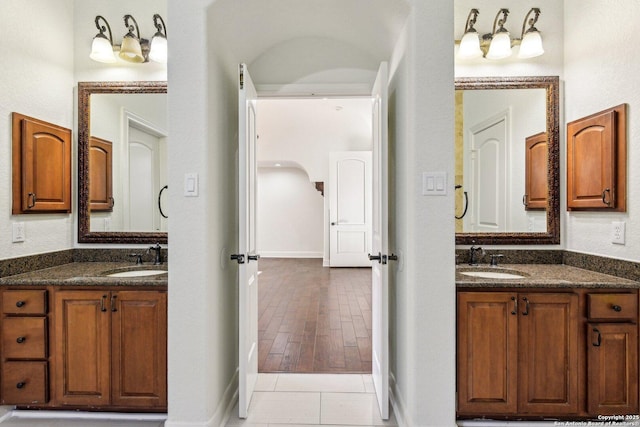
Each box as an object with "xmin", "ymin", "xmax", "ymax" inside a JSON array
[
  {"xmin": 15, "ymin": 301, "xmax": 26, "ymax": 308},
  {"xmin": 510, "ymin": 296, "xmax": 518, "ymax": 315},
  {"xmin": 602, "ymin": 188, "xmax": 611, "ymax": 206},
  {"xmin": 522, "ymin": 296, "xmax": 530, "ymax": 316},
  {"xmin": 592, "ymin": 328, "xmax": 602, "ymax": 347},
  {"xmin": 612, "ymin": 304, "xmax": 622, "ymax": 312},
  {"xmin": 16, "ymin": 336, "xmax": 26, "ymax": 344},
  {"xmin": 100, "ymin": 295, "xmax": 108, "ymax": 312},
  {"xmin": 16, "ymin": 382, "xmax": 25, "ymax": 389},
  {"xmin": 111, "ymin": 294, "xmax": 118, "ymax": 312}
]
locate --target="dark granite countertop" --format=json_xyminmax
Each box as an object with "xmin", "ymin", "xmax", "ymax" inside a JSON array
[
  {"xmin": 456, "ymin": 264, "xmax": 640, "ymax": 289},
  {"xmin": 0, "ymin": 262, "xmax": 167, "ymax": 288}
]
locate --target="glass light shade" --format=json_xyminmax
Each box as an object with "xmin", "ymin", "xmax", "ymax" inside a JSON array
[
  {"xmin": 486, "ymin": 32, "xmax": 512, "ymax": 60},
  {"xmin": 90, "ymin": 36, "xmax": 116, "ymax": 63},
  {"xmin": 518, "ymin": 30, "xmax": 544, "ymax": 58},
  {"xmin": 149, "ymin": 35, "xmax": 168, "ymax": 63},
  {"xmin": 119, "ymin": 35, "xmax": 145, "ymax": 63},
  {"xmin": 458, "ymin": 31, "xmax": 483, "ymax": 59}
]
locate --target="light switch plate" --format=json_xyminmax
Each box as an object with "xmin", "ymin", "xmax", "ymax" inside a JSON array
[
  {"xmin": 184, "ymin": 173, "xmax": 199, "ymax": 197},
  {"xmin": 422, "ymin": 172, "xmax": 447, "ymax": 196}
]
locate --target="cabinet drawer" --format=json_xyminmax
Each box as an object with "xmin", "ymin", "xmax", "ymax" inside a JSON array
[
  {"xmin": 2, "ymin": 290, "xmax": 47, "ymax": 315},
  {"xmin": 2, "ymin": 317, "xmax": 47, "ymax": 359},
  {"xmin": 1, "ymin": 361, "xmax": 48, "ymax": 404},
  {"xmin": 588, "ymin": 293, "xmax": 637, "ymax": 321}
]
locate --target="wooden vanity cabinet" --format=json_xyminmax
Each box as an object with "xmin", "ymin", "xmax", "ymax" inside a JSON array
[
  {"xmin": 457, "ymin": 290, "xmax": 579, "ymax": 417},
  {"xmin": 586, "ymin": 293, "xmax": 638, "ymax": 415},
  {"xmin": 53, "ymin": 289, "xmax": 167, "ymax": 409},
  {"xmin": 0, "ymin": 289, "xmax": 49, "ymax": 405},
  {"xmin": 457, "ymin": 292, "xmax": 518, "ymax": 414},
  {"xmin": 458, "ymin": 288, "xmax": 640, "ymax": 420}
]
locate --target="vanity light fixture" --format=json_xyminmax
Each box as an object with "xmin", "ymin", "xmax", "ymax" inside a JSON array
[
  {"xmin": 486, "ymin": 9, "xmax": 512, "ymax": 60},
  {"xmin": 148, "ymin": 14, "xmax": 168, "ymax": 63},
  {"xmin": 458, "ymin": 9, "xmax": 483, "ymax": 59},
  {"xmin": 89, "ymin": 14, "xmax": 168, "ymax": 64},
  {"xmin": 119, "ymin": 15, "xmax": 145, "ymax": 63},
  {"xmin": 456, "ymin": 7, "xmax": 544, "ymax": 60},
  {"xmin": 518, "ymin": 8, "xmax": 544, "ymax": 59},
  {"xmin": 90, "ymin": 16, "xmax": 117, "ymax": 63}
]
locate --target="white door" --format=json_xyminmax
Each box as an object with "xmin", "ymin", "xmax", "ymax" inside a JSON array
[
  {"xmin": 468, "ymin": 112, "xmax": 508, "ymax": 232},
  {"xmin": 370, "ymin": 62, "xmax": 390, "ymax": 420},
  {"xmin": 236, "ymin": 63, "xmax": 259, "ymax": 419},
  {"xmin": 329, "ymin": 151, "xmax": 372, "ymax": 267},
  {"xmin": 128, "ymin": 127, "xmax": 161, "ymax": 231}
]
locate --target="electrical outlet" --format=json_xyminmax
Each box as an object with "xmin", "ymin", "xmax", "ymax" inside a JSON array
[
  {"xmin": 612, "ymin": 221, "xmax": 625, "ymax": 245},
  {"xmin": 12, "ymin": 222, "xmax": 25, "ymax": 243}
]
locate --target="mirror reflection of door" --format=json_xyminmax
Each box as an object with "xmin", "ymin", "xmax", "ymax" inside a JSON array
[
  {"xmin": 468, "ymin": 112, "xmax": 508, "ymax": 232},
  {"xmin": 127, "ymin": 127, "xmax": 165, "ymax": 231}
]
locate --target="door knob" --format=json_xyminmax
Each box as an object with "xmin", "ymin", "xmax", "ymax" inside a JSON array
[
  {"xmin": 368, "ymin": 253, "xmax": 382, "ymax": 263},
  {"xmin": 247, "ymin": 254, "xmax": 260, "ymax": 262},
  {"xmin": 388, "ymin": 254, "xmax": 398, "ymax": 261},
  {"xmin": 230, "ymin": 254, "xmax": 245, "ymax": 264}
]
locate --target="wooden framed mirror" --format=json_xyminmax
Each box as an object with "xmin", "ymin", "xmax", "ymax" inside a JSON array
[
  {"xmin": 455, "ymin": 76, "xmax": 559, "ymax": 245},
  {"xmin": 78, "ymin": 81, "xmax": 168, "ymax": 244}
]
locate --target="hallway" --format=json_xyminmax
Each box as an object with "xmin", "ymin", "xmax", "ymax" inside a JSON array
[{"xmin": 258, "ymin": 259, "xmax": 372, "ymax": 373}]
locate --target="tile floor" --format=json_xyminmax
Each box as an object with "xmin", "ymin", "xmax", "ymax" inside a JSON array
[
  {"xmin": 0, "ymin": 374, "xmax": 394, "ymax": 427},
  {"xmin": 225, "ymin": 373, "xmax": 398, "ymax": 427}
]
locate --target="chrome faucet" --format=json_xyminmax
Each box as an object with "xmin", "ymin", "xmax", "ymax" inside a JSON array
[
  {"xmin": 468, "ymin": 243, "xmax": 485, "ymax": 266},
  {"xmin": 148, "ymin": 243, "xmax": 164, "ymax": 265}
]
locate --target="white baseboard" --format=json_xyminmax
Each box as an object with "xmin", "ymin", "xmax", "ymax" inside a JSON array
[
  {"xmin": 259, "ymin": 251, "xmax": 323, "ymax": 259},
  {"xmin": 389, "ymin": 371, "xmax": 411, "ymax": 427},
  {"xmin": 164, "ymin": 369, "xmax": 238, "ymax": 427},
  {"xmin": 7, "ymin": 410, "xmax": 166, "ymax": 421}
]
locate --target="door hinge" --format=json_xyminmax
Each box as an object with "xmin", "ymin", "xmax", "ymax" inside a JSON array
[{"xmin": 239, "ymin": 65, "xmax": 244, "ymax": 90}]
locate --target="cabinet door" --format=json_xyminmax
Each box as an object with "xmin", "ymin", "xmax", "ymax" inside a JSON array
[
  {"xmin": 587, "ymin": 323, "xmax": 638, "ymax": 415},
  {"xmin": 111, "ymin": 291, "xmax": 167, "ymax": 408},
  {"xmin": 89, "ymin": 136, "xmax": 114, "ymax": 212},
  {"xmin": 567, "ymin": 105, "xmax": 627, "ymax": 211},
  {"xmin": 524, "ymin": 132, "xmax": 548, "ymax": 210},
  {"xmin": 53, "ymin": 291, "xmax": 110, "ymax": 406},
  {"xmin": 11, "ymin": 113, "xmax": 72, "ymax": 213},
  {"xmin": 457, "ymin": 292, "xmax": 518, "ymax": 415},
  {"xmin": 518, "ymin": 293, "xmax": 579, "ymax": 414}
]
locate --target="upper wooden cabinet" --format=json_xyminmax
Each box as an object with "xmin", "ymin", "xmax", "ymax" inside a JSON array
[
  {"xmin": 524, "ymin": 132, "xmax": 548, "ymax": 210},
  {"xmin": 12, "ymin": 113, "xmax": 72, "ymax": 214},
  {"xmin": 89, "ymin": 137, "xmax": 114, "ymax": 212},
  {"xmin": 567, "ymin": 104, "xmax": 627, "ymax": 211}
]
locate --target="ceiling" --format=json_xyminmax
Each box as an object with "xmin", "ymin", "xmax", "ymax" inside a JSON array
[{"xmin": 207, "ymin": 0, "xmax": 411, "ymax": 68}]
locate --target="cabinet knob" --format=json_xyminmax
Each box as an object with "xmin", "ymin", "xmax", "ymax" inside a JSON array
[
  {"xmin": 612, "ymin": 304, "xmax": 622, "ymax": 312},
  {"xmin": 16, "ymin": 336, "xmax": 26, "ymax": 344},
  {"xmin": 16, "ymin": 382, "xmax": 25, "ymax": 389},
  {"xmin": 15, "ymin": 301, "xmax": 26, "ymax": 308}
]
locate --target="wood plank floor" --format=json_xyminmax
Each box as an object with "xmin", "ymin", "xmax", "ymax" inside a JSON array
[{"xmin": 258, "ymin": 258, "xmax": 372, "ymax": 374}]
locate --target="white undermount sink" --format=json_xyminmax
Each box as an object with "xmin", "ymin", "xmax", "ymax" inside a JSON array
[
  {"xmin": 460, "ymin": 271, "xmax": 525, "ymax": 279},
  {"xmin": 106, "ymin": 269, "xmax": 167, "ymax": 278}
]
